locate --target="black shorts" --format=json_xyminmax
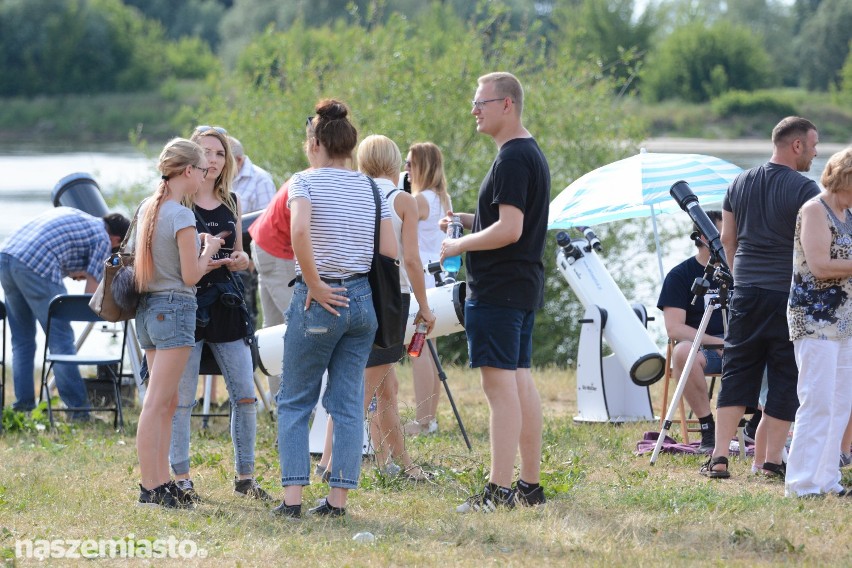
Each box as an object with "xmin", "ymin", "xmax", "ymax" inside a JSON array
[
  {"xmin": 717, "ymin": 286, "xmax": 799, "ymax": 421},
  {"xmin": 366, "ymin": 293, "xmax": 411, "ymax": 368}
]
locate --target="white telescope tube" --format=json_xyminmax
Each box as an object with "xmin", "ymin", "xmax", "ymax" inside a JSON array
[
  {"xmin": 255, "ymin": 281, "xmax": 467, "ymax": 377},
  {"xmin": 556, "ymin": 237, "xmax": 665, "ymax": 386}
]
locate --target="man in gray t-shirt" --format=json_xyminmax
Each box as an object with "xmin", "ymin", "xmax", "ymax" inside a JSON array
[{"xmin": 700, "ymin": 116, "xmax": 820, "ymax": 480}]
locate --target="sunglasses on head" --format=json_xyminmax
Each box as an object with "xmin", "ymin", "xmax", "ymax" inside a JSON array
[{"xmin": 195, "ymin": 125, "xmax": 228, "ymax": 135}]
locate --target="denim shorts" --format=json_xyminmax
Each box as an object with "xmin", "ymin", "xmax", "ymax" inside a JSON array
[
  {"xmin": 701, "ymin": 336, "xmax": 723, "ymax": 375},
  {"xmin": 136, "ymin": 291, "xmax": 197, "ymax": 350},
  {"xmin": 465, "ymin": 299, "xmax": 535, "ymax": 370}
]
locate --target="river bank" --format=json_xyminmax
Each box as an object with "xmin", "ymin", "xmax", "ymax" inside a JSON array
[{"xmin": 642, "ymin": 137, "xmax": 848, "ymax": 155}]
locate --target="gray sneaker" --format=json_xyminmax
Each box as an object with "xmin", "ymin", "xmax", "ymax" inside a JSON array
[
  {"xmin": 234, "ymin": 478, "xmax": 274, "ymax": 501},
  {"xmin": 841, "ymin": 452, "xmax": 852, "ymax": 469}
]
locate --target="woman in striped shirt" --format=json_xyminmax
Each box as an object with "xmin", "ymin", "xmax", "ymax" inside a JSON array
[{"xmin": 273, "ymin": 99, "xmax": 396, "ymax": 519}]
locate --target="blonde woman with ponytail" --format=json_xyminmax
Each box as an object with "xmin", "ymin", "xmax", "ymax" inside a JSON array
[{"xmin": 135, "ymin": 138, "xmax": 223, "ymax": 509}]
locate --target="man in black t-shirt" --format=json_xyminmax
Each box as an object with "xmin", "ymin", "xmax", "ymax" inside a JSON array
[
  {"xmin": 441, "ymin": 72, "xmax": 550, "ymax": 513},
  {"xmin": 657, "ymin": 211, "xmax": 725, "ymax": 453},
  {"xmin": 701, "ymin": 116, "xmax": 821, "ymax": 480}
]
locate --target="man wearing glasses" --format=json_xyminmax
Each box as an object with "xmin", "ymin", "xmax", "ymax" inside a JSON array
[{"xmin": 441, "ymin": 72, "xmax": 550, "ymax": 513}]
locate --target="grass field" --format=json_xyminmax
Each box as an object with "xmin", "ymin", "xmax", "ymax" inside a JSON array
[{"xmin": 2, "ymin": 364, "xmax": 851, "ymax": 567}]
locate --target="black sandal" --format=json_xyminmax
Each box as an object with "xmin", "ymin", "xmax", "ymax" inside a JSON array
[
  {"xmin": 762, "ymin": 461, "xmax": 786, "ymax": 480},
  {"xmin": 699, "ymin": 456, "xmax": 731, "ymax": 478}
]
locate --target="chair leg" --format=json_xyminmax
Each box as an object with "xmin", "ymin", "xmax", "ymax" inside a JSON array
[
  {"xmin": 106, "ymin": 368, "xmax": 124, "ymax": 431},
  {"xmin": 41, "ymin": 365, "xmax": 55, "ymax": 429}
]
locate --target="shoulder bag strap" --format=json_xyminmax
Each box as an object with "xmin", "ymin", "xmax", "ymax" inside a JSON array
[
  {"xmin": 368, "ymin": 177, "xmax": 381, "ymax": 257},
  {"xmin": 116, "ymin": 199, "xmax": 145, "ymax": 255}
]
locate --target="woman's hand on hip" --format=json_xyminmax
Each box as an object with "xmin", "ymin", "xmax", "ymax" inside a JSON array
[{"xmin": 305, "ymin": 281, "xmax": 349, "ymax": 316}]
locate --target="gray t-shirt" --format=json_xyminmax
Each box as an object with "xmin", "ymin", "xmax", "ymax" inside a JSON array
[
  {"xmin": 723, "ymin": 162, "xmax": 820, "ymax": 291},
  {"xmin": 136, "ymin": 199, "xmax": 197, "ymax": 294}
]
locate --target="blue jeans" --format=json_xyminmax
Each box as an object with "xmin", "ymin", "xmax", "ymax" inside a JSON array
[
  {"xmin": 170, "ymin": 338, "xmax": 257, "ymax": 476},
  {"xmin": 277, "ymin": 277, "xmax": 377, "ymax": 490},
  {"xmin": 0, "ymin": 253, "xmax": 90, "ymax": 417}
]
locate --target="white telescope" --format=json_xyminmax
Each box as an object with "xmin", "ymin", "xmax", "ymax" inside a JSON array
[
  {"xmin": 255, "ymin": 281, "xmax": 467, "ymax": 377},
  {"xmin": 557, "ymin": 235, "xmax": 664, "ymax": 386},
  {"xmin": 556, "ymin": 233, "xmax": 662, "ymax": 423}
]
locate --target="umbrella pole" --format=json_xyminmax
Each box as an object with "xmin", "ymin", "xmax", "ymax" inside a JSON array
[{"xmin": 650, "ymin": 204, "xmax": 665, "ymax": 284}]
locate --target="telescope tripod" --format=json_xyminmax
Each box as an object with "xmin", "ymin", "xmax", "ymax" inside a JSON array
[
  {"xmin": 425, "ymin": 337, "xmax": 472, "ymax": 451},
  {"xmin": 650, "ymin": 259, "xmax": 731, "ymax": 466},
  {"xmin": 422, "ymin": 266, "xmax": 471, "ymax": 451}
]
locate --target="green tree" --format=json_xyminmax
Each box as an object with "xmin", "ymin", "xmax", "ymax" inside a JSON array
[
  {"xmin": 0, "ymin": 0, "xmax": 220, "ymax": 96},
  {"xmin": 640, "ymin": 20, "xmax": 773, "ymax": 103},
  {"xmin": 793, "ymin": 0, "xmax": 852, "ymax": 90},
  {"xmin": 0, "ymin": 0, "xmax": 167, "ymax": 96},
  {"xmin": 195, "ymin": 3, "xmax": 646, "ymax": 365},
  {"xmin": 549, "ymin": 0, "xmax": 656, "ymax": 93},
  {"xmin": 123, "ymin": 0, "xmax": 228, "ymax": 49}
]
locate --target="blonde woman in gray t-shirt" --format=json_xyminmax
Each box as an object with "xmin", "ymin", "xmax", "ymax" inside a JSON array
[{"xmin": 133, "ymin": 138, "xmax": 223, "ymax": 509}]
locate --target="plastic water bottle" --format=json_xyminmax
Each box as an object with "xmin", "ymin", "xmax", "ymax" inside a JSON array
[
  {"xmin": 407, "ymin": 322, "xmax": 428, "ymax": 358},
  {"xmin": 353, "ymin": 532, "xmax": 376, "ymax": 544},
  {"xmin": 442, "ymin": 215, "xmax": 463, "ymax": 273}
]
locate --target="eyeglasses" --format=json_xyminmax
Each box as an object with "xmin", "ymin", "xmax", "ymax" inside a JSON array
[
  {"xmin": 195, "ymin": 125, "xmax": 228, "ymax": 135},
  {"xmin": 471, "ymin": 98, "xmax": 506, "ymax": 110},
  {"xmin": 192, "ymin": 165, "xmax": 209, "ymax": 179}
]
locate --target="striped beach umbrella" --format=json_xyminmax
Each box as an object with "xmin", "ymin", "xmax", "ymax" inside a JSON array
[{"xmin": 548, "ymin": 149, "xmax": 743, "ymax": 279}]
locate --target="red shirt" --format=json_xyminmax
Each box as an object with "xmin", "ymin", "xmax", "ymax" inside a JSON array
[{"xmin": 248, "ymin": 178, "xmax": 293, "ymax": 260}]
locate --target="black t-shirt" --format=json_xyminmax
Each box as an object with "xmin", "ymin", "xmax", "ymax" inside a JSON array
[
  {"xmin": 195, "ymin": 202, "xmax": 237, "ymax": 287},
  {"xmin": 722, "ymin": 162, "xmax": 820, "ymax": 291},
  {"xmin": 466, "ymin": 137, "xmax": 550, "ymax": 310},
  {"xmin": 193, "ymin": 202, "xmax": 246, "ymax": 343},
  {"xmin": 657, "ymin": 256, "xmax": 725, "ymax": 337}
]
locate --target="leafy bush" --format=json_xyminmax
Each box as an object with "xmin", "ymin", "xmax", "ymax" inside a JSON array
[
  {"xmin": 641, "ymin": 21, "xmax": 773, "ymax": 103},
  {"xmin": 163, "ymin": 36, "xmax": 220, "ymax": 80},
  {"xmin": 711, "ymin": 90, "xmax": 798, "ymax": 119}
]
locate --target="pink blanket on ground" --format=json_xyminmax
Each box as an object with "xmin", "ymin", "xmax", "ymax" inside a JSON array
[{"xmin": 634, "ymin": 431, "xmax": 754, "ymax": 456}]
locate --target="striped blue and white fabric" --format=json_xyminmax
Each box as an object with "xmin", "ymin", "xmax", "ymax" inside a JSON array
[
  {"xmin": 288, "ymin": 168, "xmax": 390, "ymax": 278},
  {"xmin": 548, "ymin": 150, "xmax": 743, "ymax": 229}
]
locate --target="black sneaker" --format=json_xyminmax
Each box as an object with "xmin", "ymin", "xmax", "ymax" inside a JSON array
[
  {"xmin": 456, "ymin": 483, "xmax": 515, "ymax": 513},
  {"xmin": 171, "ymin": 479, "xmax": 201, "ymax": 505},
  {"xmin": 138, "ymin": 483, "xmax": 189, "ymax": 509},
  {"xmin": 308, "ymin": 498, "xmax": 346, "ymax": 517},
  {"xmin": 234, "ymin": 477, "xmax": 274, "ymax": 501},
  {"xmin": 514, "ymin": 483, "xmax": 546, "ymax": 507},
  {"xmin": 271, "ymin": 501, "xmax": 302, "ymax": 519}
]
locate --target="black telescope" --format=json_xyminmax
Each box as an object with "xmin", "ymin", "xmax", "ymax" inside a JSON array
[
  {"xmin": 576, "ymin": 226, "xmax": 602, "ymax": 252},
  {"xmin": 670, "ymin": 180, "xmax": 728, "ymax": 269}
]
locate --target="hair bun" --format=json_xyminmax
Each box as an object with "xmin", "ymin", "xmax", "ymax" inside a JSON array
[{"xmin": 316, "ymin": 99, "xmax": 348, "ymax": 121}]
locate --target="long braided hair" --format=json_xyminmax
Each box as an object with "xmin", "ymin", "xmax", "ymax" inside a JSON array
[{"xmin": 135, "ymin": 138, "xmax": 204, "ymax": 290}]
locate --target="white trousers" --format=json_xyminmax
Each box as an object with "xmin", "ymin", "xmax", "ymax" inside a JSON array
[{"xmin": 785, "ymin": 337, "xmax": 852, "ymax": 497}]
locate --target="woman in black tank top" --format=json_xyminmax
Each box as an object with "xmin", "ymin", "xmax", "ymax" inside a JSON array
[{"xmin": 166, "ymin": 126, "xmax": 271, "ymax": 505}]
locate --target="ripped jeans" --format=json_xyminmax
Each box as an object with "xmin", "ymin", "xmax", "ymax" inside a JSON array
[
  {"xmin": 170, "ymin": 338, "xmax": 257, "ymax": 476},
  {"xmin": 277, "ymin": 276, "xmax": 376, "ymax": 490}
]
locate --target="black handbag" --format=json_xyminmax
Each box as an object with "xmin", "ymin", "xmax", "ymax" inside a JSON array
[{"xmin": 367, "ymin": 178, "xmax": 403, "ymax": 349}]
